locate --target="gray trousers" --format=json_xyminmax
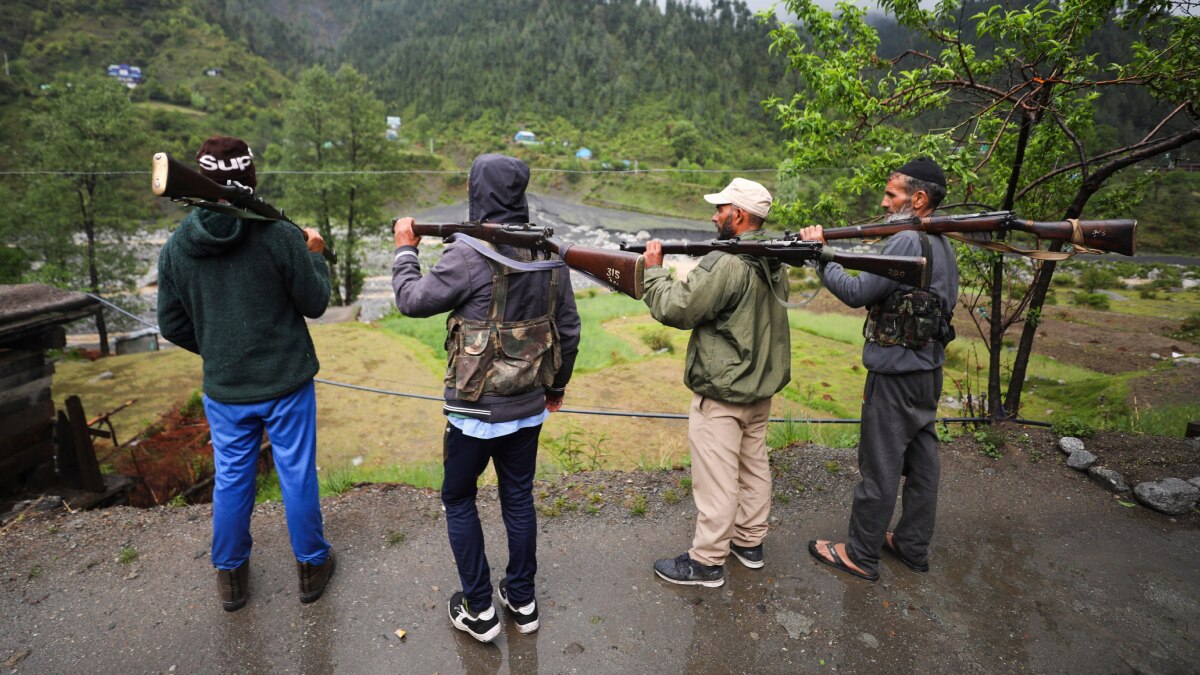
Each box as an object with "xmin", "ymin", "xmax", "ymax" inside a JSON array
[{"xmin": 846, "ymin": 368, "xmax": 942, "ymax": 575}]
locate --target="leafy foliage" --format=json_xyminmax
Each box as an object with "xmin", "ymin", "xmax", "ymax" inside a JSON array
[
  {"xmin": 767, "ymin": 0, "xmax": 1199, "ymax": 419},
  {"xmin": 277, "ymin": 64, "xmax": 390, "ymax": 304}
]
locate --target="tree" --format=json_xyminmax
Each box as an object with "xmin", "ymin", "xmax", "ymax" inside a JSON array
[
  {"xmin": 766, "ymin": 0, "xmax": 1199, "ymax": 420},
  {"xmin": 279, "ymin": 65, "xmax": 388, "ymax": 305},
  {"xmin": 21, "ymin": 74, "xmax": 145, "ymax": 355}
]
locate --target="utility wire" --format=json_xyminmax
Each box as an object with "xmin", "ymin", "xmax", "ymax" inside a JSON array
[
  {"xmin": 0, "ymin": 166, "xmax": 857, "ymax": 177},
  {"xmin": 79, "ymin": 292, "xmax": 1049, "ymax": 428}
]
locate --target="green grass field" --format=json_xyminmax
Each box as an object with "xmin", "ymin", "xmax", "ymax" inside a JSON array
[{"xmin": 54, "ymin": 289, "xmax": 1194, "ymax": 495}]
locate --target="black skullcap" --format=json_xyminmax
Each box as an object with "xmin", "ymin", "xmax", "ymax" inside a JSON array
[
  {"xmin": 896, "ymin": 157, "xmax": 945, "ymax": 189},
  {"xmin": 196, "ymin": 136, "xmax": 257, "ymax": 191}
]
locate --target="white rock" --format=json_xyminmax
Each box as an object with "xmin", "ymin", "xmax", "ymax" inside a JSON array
[{"xmin": 1058, "ymin": 437, "xmax": 1085, "ymax": 455}]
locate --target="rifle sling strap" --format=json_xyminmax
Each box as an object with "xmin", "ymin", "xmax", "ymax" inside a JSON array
[
  {"xmin": 945, "ymin": 219, "xmax": 1103, "ymax": 260},
  {"xmin": 748, "ymin": 255, "xmax": 818, "ymax": 309},
  {"xmin": 451, "ymin": 234, "xmax": 565, "ymax": 273},
  {"xmin": 181, "ymin": 198, "xmax": 287, "ymax": 223}
]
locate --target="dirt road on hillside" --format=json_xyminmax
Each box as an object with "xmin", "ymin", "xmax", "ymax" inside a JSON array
[{"xmin": 2, "ymin": 442, "xmax": 1197, "ymax": 674}]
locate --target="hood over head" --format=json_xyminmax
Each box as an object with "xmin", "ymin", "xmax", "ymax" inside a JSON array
[
  {"xmin": 468, "ymin": 154, "xmax": 530, "ymax": 224},
  {"xmin": 175, "ymin": 209, "xmax": 248, "ymax": 258}
]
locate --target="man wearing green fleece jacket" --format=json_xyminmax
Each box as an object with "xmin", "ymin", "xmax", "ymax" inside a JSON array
[{"xmin": 156, "ymin": 136, "xmax": 336, "ymax": 612}]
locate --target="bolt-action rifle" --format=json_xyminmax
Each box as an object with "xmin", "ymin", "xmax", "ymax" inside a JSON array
[
  {"xmin": 619, "ymin": 239, "xmax": 928, "ymax": 287},
  {"xmin": 409, "ymin": 222, "xmax": 646, "ymax": 300},
  {"xmin": 816, "ymin": 211, "xmax": 1136, "ymax": 257},
  {"xmin": 151, "ymin": 152, "xmax": 337, "ymax": 263}
]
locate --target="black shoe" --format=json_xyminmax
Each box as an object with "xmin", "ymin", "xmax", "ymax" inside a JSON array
[
  {"xmin": 654, "ymin": 552, "xmax": 725, "ymax": 588},
  {"xmin": 297, "ymin": 551, "xmax": 336, "ymax": 604},
  {"xmin": 730, "ymin": 542, "xmax": 764, "ymax": 569},
  {"xmin": 448, "ymin": 592, "xmax": 501, "ymax": 643},
  {"xmin": 216, "ymin": 560, "xmax": 249, "ymax": 612},
  {"xmin": 498, "ymin": 579, "xmax": 540, "ymax": 634}
]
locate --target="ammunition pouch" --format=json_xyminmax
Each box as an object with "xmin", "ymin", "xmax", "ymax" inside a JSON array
[
  {"xmin": 444, "ymin": 247, "xmax": 561, "ymax": 402},
  {"xmin": 863, "ymin": 233, "xmax": 955, "ymax": 350}
]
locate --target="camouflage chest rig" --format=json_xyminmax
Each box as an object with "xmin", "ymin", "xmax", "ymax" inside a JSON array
[
  {"xmin": 444, "ymin": 245, "xmax": 563, "ymax": 402},
  {"xmin": 863, "ymin": 232, "xmax": 955, "ymax": 349}
]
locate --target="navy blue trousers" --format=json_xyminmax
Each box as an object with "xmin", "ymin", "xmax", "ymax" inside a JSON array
[{"xmin": 442, "ymin": 423, "xmax": 540, "ymax": 612}]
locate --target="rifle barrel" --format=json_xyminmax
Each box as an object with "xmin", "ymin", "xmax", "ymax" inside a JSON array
[
  {"xmin": 152, "ymin": 152, "xmax": 337, "ymax": 263},
  {"xmin": 820, "ymin": 212, "xmax": 1136, "ymax": 256},
  {"xmin": 619, "ymin": 240, "xmax": 927, "ymax": 287}
]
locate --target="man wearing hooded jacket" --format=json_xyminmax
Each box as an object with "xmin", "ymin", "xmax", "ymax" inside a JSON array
[
  {"xmin": 157, "ymin": 135, "xmax": 336, "ymax": 613},
  {"xmin": 392, "ymin": 153, "xmax": 581, "ymax": 643}
]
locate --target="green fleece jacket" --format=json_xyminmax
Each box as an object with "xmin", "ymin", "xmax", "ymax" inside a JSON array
[
  {"xmin": 156, "ymin": 209, "xmax": 330, "ymax": 403},
  {"xmin": 642, "ymin": 232, "xmax": 792, "ymax": 404}
]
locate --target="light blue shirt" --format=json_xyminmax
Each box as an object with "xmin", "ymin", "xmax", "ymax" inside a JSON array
[{"xmin": 448, "ymin": 409, "xmax": 549, "ymax": 439}]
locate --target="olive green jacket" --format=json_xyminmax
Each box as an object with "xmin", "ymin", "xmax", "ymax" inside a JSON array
[{"xmin": 642, "ymin": 236, "xmax": 791, "ymax": 404}]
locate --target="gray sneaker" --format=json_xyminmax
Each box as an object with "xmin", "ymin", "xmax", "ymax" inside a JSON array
[
  {"xmin": 730, "ymin": 543, "xmax": 764, "ymax": 569},
  {"xmin": 654, "ymin": 553, "xmax": 725, "ymax": 588}
]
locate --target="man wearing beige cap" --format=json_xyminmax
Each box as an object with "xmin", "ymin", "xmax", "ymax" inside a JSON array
[{"xmin": 642, "ymin": 178, "xmax": 791, "ymax": 587}]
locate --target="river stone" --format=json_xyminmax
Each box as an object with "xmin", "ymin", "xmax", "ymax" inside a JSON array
[
  {"xmin": 1188, "ymin": 477, "xmax": 1200, "ymax": 490},
  {"xmin": 1058, "ymin": 437, "xmax": 1085, "ymax": 455},
  {"xmin": 1133, "ymin": 478, "xmax": 1200, "ymax": 516},
  {"xmin": 1088, "ymin": 466, "xmax": 1130, "ymax": 493},
  {"xmin": 1067, "ymin": 449, "xmax": 1098, "ymax": 470}
]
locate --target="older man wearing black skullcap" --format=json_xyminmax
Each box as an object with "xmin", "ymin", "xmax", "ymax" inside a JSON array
[{"xmin": 798, "ymin": 157, "xmax": 959, "ymax": 582}]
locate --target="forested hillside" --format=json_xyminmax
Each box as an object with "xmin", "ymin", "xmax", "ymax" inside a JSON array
[{"xmin": 189, "ymin": 0, "xmax": 794, "ymax": 166}]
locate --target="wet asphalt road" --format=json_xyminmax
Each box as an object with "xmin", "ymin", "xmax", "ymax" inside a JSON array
[{"xmin": 2, "ymin": 444, "xmax": 1198, "ymax": 674}]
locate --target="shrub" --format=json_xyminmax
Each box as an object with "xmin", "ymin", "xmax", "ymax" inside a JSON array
[
  {"xmin": 1072, "ymin": 292, "xmax": 1110, "ymax": 310},
  {"xmin": 1078, "ymin": 266, "xmax": 1119, "ymax": 292},
  {"xmin": 1051, "ymin": 416, "xmax": 1096, "ymax": 438},
  {"xmin": 640, "ymin": 329, "xmax": 674, "ymax": 353},
  {"xmin": 973, "ymin": 426, "xmax": 1006, "ymax": 459},
  {"xmin": 1170, "ymin": 311, "xmax": 1200, "ymax": 343}
]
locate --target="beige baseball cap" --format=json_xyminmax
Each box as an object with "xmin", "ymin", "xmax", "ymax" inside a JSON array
[{"xmin": 703, "ymin": 177, "xmax": 772, "ymax": 219}]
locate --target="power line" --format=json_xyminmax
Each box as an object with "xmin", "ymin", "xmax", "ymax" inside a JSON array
[
  {"xmin": 79, "ymin": 292, "xmax": 1049, "ymax": 427},
  {"xmin": 0, "ymin": 166, "xmax": 861, "ymax": 177}
]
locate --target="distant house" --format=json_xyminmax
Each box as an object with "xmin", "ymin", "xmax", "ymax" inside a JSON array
[
  {"xmin": 575, "ymin": 147, "xmax": 592, "ymax": 160},
  {"xmin": 204, "ymin": 68, "xmax": 224, "ymax": 77},
  {"xmin": 106, "ymin": 64, "xmax": 143, "ymax": 88},
  {"xmin": 514, "ymin": 130, "xmax": 538, "ymax": 145}
]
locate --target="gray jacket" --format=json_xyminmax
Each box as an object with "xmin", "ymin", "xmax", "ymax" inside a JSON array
[
  {"xmin": 820, "ymin": 229, "xmax": 958, "ymax": 373},
  {"xmin": 391, "ymin": 154, "xmax": 581, "ymax": 422}
]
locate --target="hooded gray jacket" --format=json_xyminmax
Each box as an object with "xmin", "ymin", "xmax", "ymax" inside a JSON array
[{"xmin": 391, "ymin": 154, "xmax": 581, "ymax": 422}]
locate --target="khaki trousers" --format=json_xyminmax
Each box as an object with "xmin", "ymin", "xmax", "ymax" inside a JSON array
[{"xmin": 687, "ymin": 393, "xmax": 773, "ymax": 566}]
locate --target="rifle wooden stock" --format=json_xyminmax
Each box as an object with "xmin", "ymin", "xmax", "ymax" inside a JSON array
[
  {"xmin": 820, "ymin": 211, "xmax": 1137, "ymax": 256},
  {"xmin": 411, "ymin": 222, "xmax": 645, "ymax": 299},
  {"xmin": 620, "ymin": 240, "xmax": 928, "ymax": 287},
  {"xmin": 151, "ymin": 152, "xmax": 337, "ymax": 263}
]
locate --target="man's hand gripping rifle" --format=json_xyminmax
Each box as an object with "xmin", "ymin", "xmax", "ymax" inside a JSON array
[
  {"xmin": 151, "ymin": 152, "xmax": 337, "ymax": 263},
  {"xmin": 620, "ymin": 238, "xmax": 929, "ymax": 287},
  {"xmin": 404, "ymin": 221, "xmax": 646, "ymax": 300}
]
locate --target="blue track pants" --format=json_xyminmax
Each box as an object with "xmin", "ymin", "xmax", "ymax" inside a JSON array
[{"xmin": 204, "ymin": 380, "xmax": 330, "ymax": 570}]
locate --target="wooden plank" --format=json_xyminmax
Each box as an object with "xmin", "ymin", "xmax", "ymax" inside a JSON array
[
  {"xmin": 0, "ymin": 349, "xmax": 42, "ymax": 379},
  {"xmin": 56, "ymin": 410, "xmax": 82, "ymax": 489},
  {"xmin": 0, "ymin": 439, "xmax": 53, "ymax": 478},
  {"xmin": 0, "ymin": 375, "xmax": 52, "ymax": 408},
  {"xmin": 0, "ymin": 418, "xmax": 54, "ymax": 459},
  {"xmin": 0, "ymin": 363, "xmax": 55, "ymax": 391},
  {"xmin": 0, "ymin": 387, "xmax": 49, "ymax": 419},
  {"xmin": 0, "ymin": 399, "xmax": 54, "ymax": 436},
  {"xmin": 64, "ymin": 395, "xmax": 104, "ymax": 492},
  {"xmin": 3, "ymin": 326, "xmax": 67, "ymax": 351}
]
